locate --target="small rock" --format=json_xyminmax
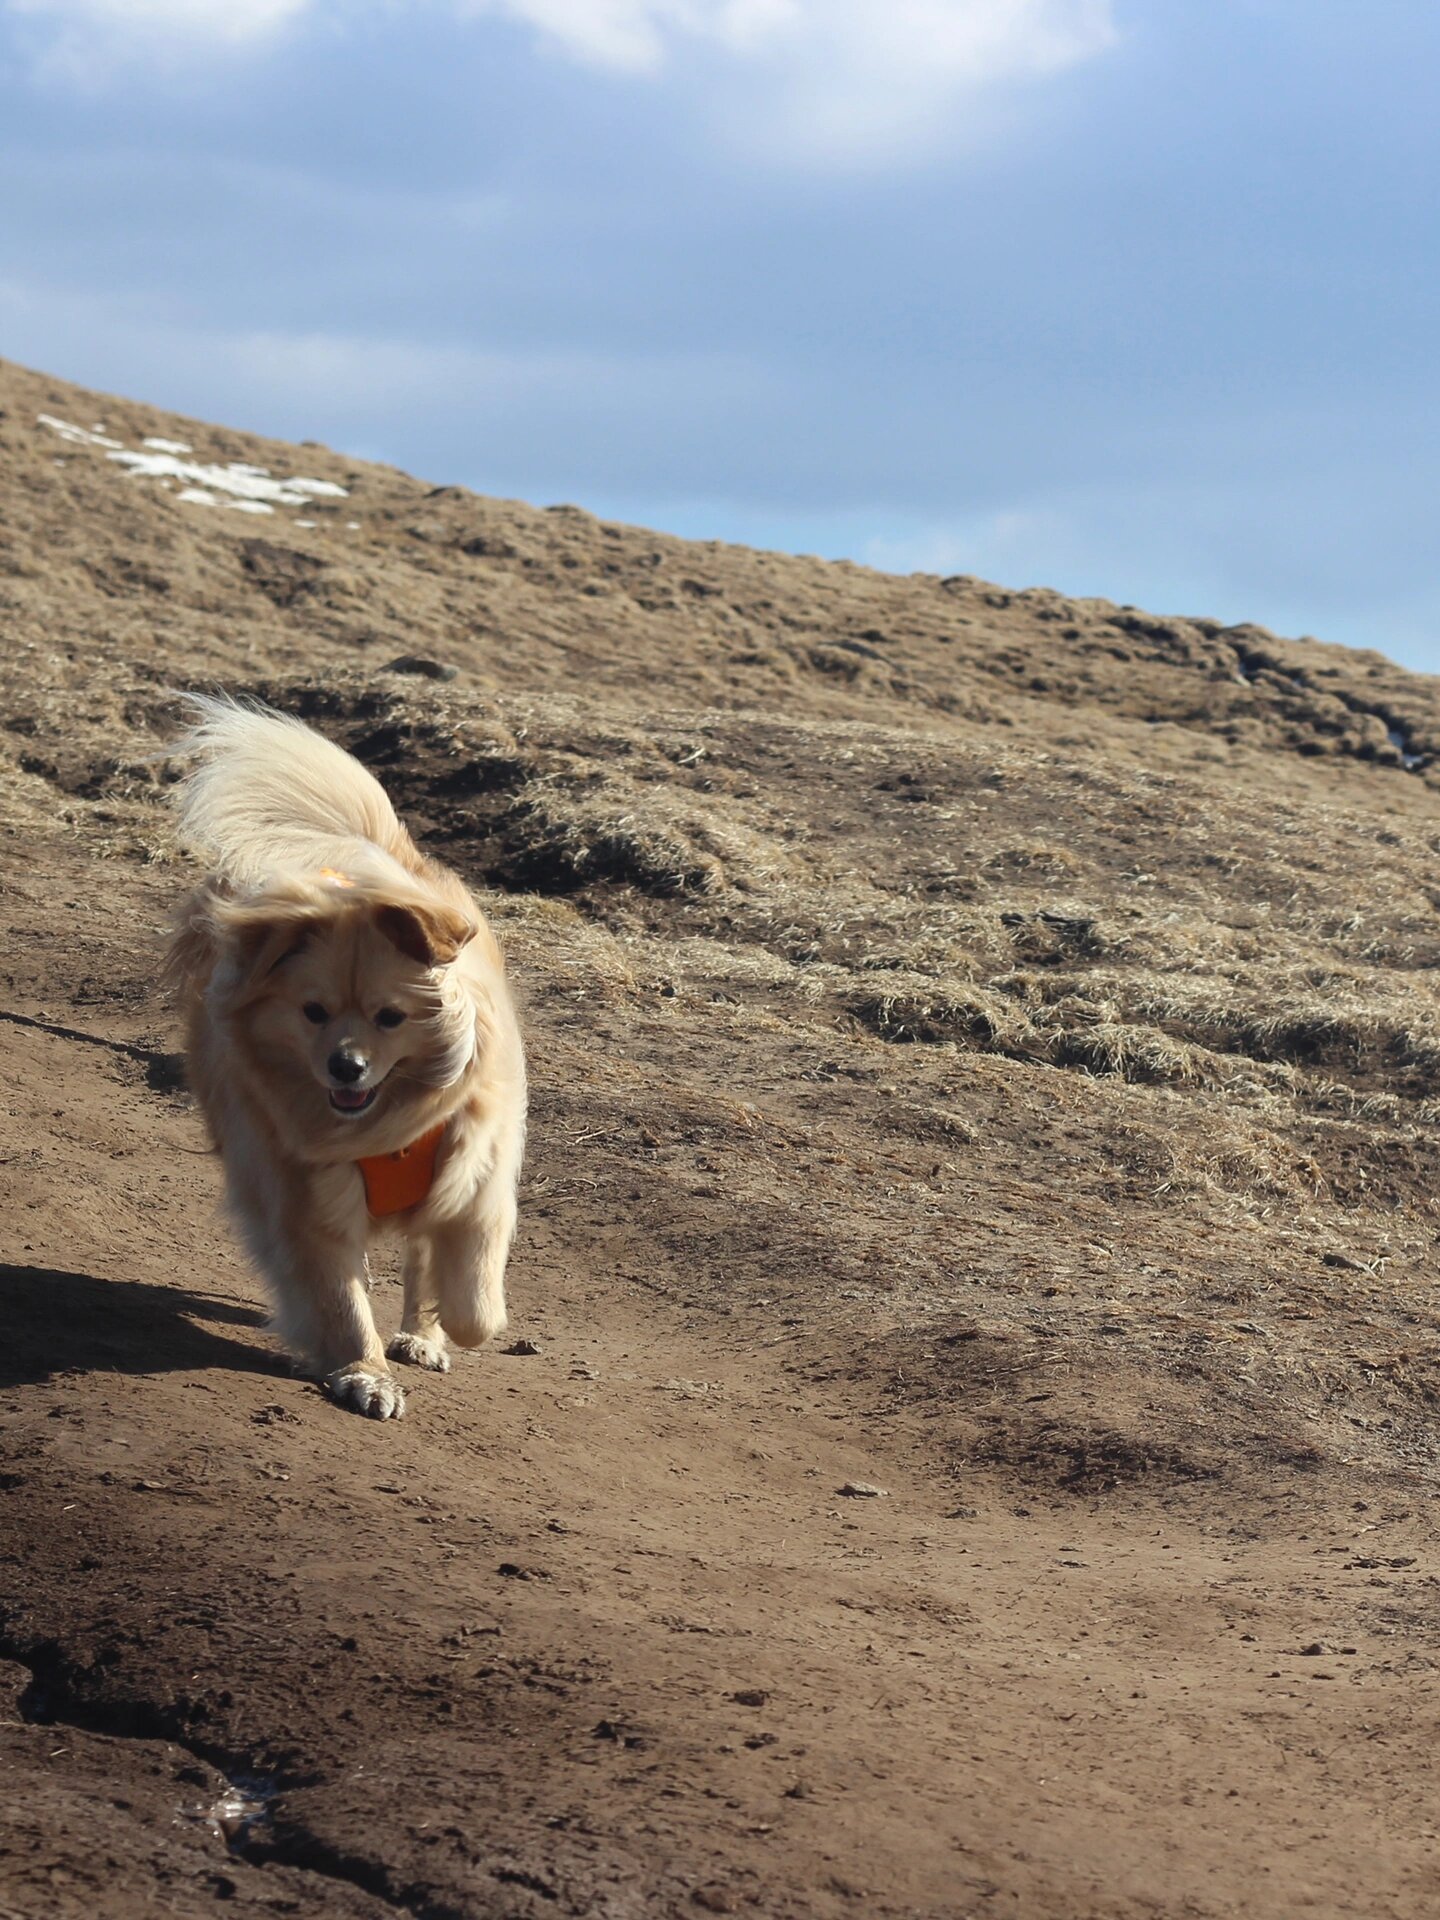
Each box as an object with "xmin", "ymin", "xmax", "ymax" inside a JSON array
[
  {"xmin": 730, "ymin": 1688, "xmax": 769, "ymax": 1708},
  {"xmin": 592, "ymin": 1719, "xmax": 648, "ymax": 1750},
  {"xmin": 837, "ymin": 1481, "xmax": 887, "ymax": 1499},
  {"xmin": 384, "ymin": 654, "xmax": 457, "ymax": 681},
  {"xmin": 251, "ymin": 1403, "xmax": 300, "ymax": 1426},
  {"xmin": 504, "ymin": 1338, "xmax": 542, "ymax": 1356},
  {"xmin": 1298, "ymin": 1642, "xmax": 1326, "ymax": 1656},
  {"xmin": 693, "ymin": 1888, "xmax": 736, "ymax": 1914}
]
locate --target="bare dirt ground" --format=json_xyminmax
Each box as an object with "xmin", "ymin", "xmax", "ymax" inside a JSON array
[{"xmin": 3, "ymin": 356, "xmax": 1440, "ymax": 1918}]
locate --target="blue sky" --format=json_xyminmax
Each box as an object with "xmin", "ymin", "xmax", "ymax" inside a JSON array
[{"xmin": 2, "ymin": 1, "xmax": 1437, "ymax": 668}]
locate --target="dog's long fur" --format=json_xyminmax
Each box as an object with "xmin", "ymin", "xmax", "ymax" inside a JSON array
[{"xmin": 167, "ymin": 697, "xmax": 526, "ymax": 1419}]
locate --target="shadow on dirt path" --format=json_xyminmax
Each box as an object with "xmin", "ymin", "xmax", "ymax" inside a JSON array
[{"xmin": 0, "ymin": 1264, "xmax": 275, "ymax": 1390}]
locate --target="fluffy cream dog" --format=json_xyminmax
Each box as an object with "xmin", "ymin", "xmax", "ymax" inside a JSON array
[{"xmin": 167, "ymin": 697, "xmax": 526, "ymax": 1419}]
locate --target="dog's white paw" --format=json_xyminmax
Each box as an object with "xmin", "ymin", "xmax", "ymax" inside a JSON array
[
  {"xmin": 326, "ymin": 1368, "xmax": 406, "ymax": 1419},
  {"xmin": 387, "ymin": 1331, "xmax": 450, "ymax": 1373},
  {"xmin": 439, "ymin": 1297, "xmax": 508, "ymax": 1350}
]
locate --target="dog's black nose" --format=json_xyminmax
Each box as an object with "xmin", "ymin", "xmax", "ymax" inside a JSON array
[{"xmin": 328, "ymin": 1048, "xmax": 366, "ymax": 1084}]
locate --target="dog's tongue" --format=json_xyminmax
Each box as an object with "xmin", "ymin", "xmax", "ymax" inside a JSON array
[{"xmin": 331, "ymin": 1087, "xmax": 371, "ymax": 1111}]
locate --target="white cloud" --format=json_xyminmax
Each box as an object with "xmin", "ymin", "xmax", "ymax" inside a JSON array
[
  {"xmin": 459, "ymin": 0, "xmax": 797, "ymax": 74},
  {"xmin": 6, "ymin": 0, "xmax": 305, "ymax": 38},
  {"xmin": 469, "ymin": 0, "xmax": 1114, "ymax": 78},
  {"xmin": 4, "ymin": 0, "xmax": 1118, "ymax": 161},
  {"xmin": 2, "ymin": 0, "xmax": 307, "ymax": 79},
  {"xmin": 464, "ymin": 0, "xmax": 1120, "ymax": 159}
]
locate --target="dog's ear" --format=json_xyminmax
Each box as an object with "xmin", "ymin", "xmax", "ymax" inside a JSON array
[
  {"xmin": 212, "ymin": 897, "xmax": 316, "ymax": 1002},
  {"xmin": 374, "ymin": 901, "xmax": 477, "ymax": 968}
]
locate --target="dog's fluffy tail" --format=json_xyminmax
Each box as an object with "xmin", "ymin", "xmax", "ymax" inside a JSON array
[{"xmin": 173, "ymin": 695, "xmax": 415, "ymax": 888}]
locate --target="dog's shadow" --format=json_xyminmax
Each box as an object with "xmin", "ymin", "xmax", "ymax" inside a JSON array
[{"xmin": 0, "ymin": 1263, "xmax": 282, "ymax": 1391}]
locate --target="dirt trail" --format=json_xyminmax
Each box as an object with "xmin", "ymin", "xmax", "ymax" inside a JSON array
[
  {"xmin": 7, "ymin": 982, "xmax": 1438, "ymax": 1920},
  {"xmin": 4, "ymin": 359, "xmax": 1440, "ymax": 1917}
]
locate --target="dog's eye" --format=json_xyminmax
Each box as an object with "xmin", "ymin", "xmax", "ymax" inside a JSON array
[
  {"xmin": 302, "ymin": 1002, "xmax": 329, "ymax": 1025},
  {"xmin": 374, "ymin": 1007, "xmax": 407, "ymax": 1030}
]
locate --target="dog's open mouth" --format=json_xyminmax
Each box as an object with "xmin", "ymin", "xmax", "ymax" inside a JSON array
[{"xmin": 329, "ymin": 1086, "xmax": 378, "ymax": 1116}]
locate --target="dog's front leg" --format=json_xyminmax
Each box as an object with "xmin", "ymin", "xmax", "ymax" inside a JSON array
[
  {"xmin": 432, "ymin": 1186, "xmax": 515, "ymax": 1352},
  {"xmin": 304, "ymin": 1254, "xmax": 404, "ymax": 1420},
  {"xmin": 231, "ymin": 1155, "xmax": 403, "ymax": 1420}
]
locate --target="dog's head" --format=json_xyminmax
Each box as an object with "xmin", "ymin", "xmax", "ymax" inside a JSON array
[{"xmin": 207, "ymin": 873, "xmax": 480, "ymax": 1137}]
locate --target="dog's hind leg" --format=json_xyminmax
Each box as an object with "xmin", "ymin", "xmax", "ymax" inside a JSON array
[{"xmin": 387, "ymin": 1239, "xmax": 451, "ymax": 1372}]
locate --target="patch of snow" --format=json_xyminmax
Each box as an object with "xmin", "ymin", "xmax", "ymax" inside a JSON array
[
  {"xmin": 346, "ymin": 520, "xmax": 360, "ymax": 529},
  {"xmin": 37, "ymin": 410, "xmax": 348, "ymax": 513},
  {"xmin": 108, "ymin": 446, "xmax": 348, "ymax": 507},
  {"xmin": 1386, "ymin": 725, "xmax": 1425, "ymax": 771},
  {"xmin": 38, "ymin": 412, "xmax": 123, "ymax": 450},
  {"xmin": 295, "ymin": 519, "xmax": 316, "ymax": 528}
]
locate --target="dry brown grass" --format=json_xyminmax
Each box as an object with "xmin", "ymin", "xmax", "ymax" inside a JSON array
[{"xmin": 11, "ymin": 356, "xmax": 1440, "ymax": 1486}]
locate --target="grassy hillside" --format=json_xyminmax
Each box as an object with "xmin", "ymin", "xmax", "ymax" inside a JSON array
[{"xmin": 3, "ymin": 356, "xmax": 1439, "ymax": 1919}]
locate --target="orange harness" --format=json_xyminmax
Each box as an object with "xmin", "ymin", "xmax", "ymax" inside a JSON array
[{"xmin": 357, "ymin": 1123, "xmax": 446, "ymax": 1218}]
